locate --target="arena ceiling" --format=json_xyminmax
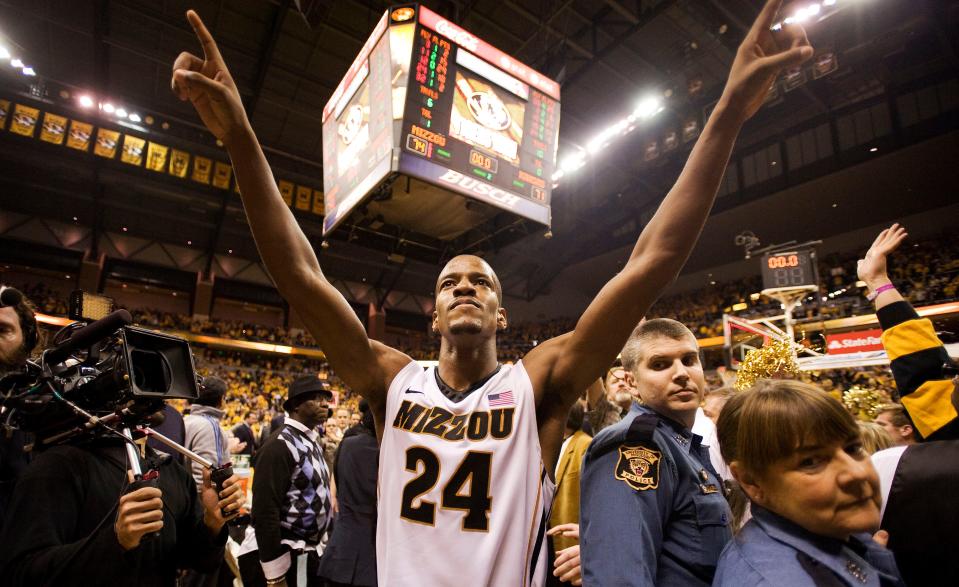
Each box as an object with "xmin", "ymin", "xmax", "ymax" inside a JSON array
[{"xmin": 0, "ymin": 0, "xmax": 957, "ymax": 306}]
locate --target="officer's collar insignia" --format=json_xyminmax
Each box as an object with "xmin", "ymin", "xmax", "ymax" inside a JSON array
[{"xmin": 615, "ymin": 444, "xmax": 661, "ymax": 491}]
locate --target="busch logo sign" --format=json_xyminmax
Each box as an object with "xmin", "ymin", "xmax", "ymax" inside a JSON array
[
  {"xmin": 825, "ymin": 329, "xmax": 884, "ymax": 355},
  {"xmin": 438, "ymin": 169, "xmax": 520, "ymax": 209}
]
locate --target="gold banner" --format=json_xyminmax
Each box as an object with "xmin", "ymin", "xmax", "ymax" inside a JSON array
[
  {"xmin": 121, "ymin": 135, "xmax": 146, "ymax": 166},
  {"xmin": 146, "ymin": 142, "xmax": 168, "ymax": 172},
  {"xmin": 212, "ymin": 161, "xmax": 232, "ymax": 189},
  {"xmin": 66, "ymin": 120, "xmax": 93, "ymax": 151},
  {"xmin": 192, "ymin": 156, "xmax": 212, "ymax": 184},
  {"xmin": 10, "ymin": 104, "xmax": 39, "ymax": 137},
  {"xmin": 94, "ymin": 128, "xmax": 120, "ymax": 158},
  {"xmin": 278, "ymin": 180, "xmax": 294, "ymax": 205},
  {"xmin": 295, "ymin": 185, "xmax": 312, "ymax": 210},
  {"xmin": 312, "ymin": 190, "xmax": 324, "ymax": 215},
  {"xmin": 0, "ymin": 99, "xmax": 9, "ymax": 129},
  {"xmin": 169, "ymin": 149, "xmax": 190, "ymax": 178},
  {"xmin": 39, "ymin": 112, "xmax": 68, "ymax": 145}
]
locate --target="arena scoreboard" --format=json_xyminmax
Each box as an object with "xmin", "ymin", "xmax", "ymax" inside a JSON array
[
  {"xmin": 760, "ymin": 249, "xmax": 818, "ymax": 290},
  {"xmin": 321, "ymin": 4, "xmax": 560, "ymax": 238}
]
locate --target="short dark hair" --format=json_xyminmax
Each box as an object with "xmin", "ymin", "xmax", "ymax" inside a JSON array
[
  {"xmin": 196, "ymin": 376, "xmax": 227, "ymax": 407},
  {"xmin": 620, "ymin": 318, "xmax": 696, "ymax": 373},
  {"xmin": 717, "ymin": 379, "xmax": 859, "ymax": 476},
  {"xmin": 565, "ymin": 401, "xmax": 585, "ymax": 431},
  {"xmin": 2, "ymin": 287, "xmax": 39, "ymax": 358}
]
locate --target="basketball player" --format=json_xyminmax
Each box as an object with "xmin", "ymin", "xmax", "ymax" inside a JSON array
[{"xmin": 171, "ymin": 2, "xmax": 810, "ymax": 583}]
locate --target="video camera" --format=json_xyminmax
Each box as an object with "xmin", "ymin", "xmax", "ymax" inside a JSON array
[{"xmin": 0, "ymin": 291, "xmax": 198, "ymax": 449}]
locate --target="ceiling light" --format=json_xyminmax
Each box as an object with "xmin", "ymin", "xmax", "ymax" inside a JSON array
[
  {"xmin": 869, "ymin": 147, "xmax": 878, "ymax": 152},
  {"xmin": 78, "ymin": 95, "xmax": 94, "ymax": 108},
  {"xmin": 551, "ymin": 170, "xmax": 565, "ymax": 182},
  {"xmin": 102, "ymin": 103, "xmax": 115, "ymax": 113},
  {"xmin": 560, "ymin": 152, "xmax": 587, "ymax": 173},
  {"xmin": 0, "ymin": 47, "xmax": 9, "ymax": 60},
  {"xmin": 129, "ymin": 113, "xmax": 142, "ymax": 122},
  {"xmin": 823, "ymin": 0, "xmax": 836, "ymax": 5},
  {"xmin": 634, "ymin": 96, "xmax": 662, "ymax": 119},
  {"xmin": 116, "ymin": 108, "xmax": 128, "ymax": 118},
  {"xmin": 10, "ymin": 58, "xmax": 23, "ymax": 68},
  {"xmin": 21, "ymin": 67, "xmax": 35, "ymax": 76},
  {"xmin": 122, "ymin": 226, "xmax": 128, "ymax": 232}
]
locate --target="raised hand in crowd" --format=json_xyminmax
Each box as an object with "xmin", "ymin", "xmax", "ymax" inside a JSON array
[{"xmin": 858, "ymin": 223, "xmax": 908, "ymax": 309}]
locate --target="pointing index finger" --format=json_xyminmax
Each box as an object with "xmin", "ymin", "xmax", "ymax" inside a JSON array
[
  {"xmin": 751, "ymin": 0, "xmax": 785, "ymax": 37},
  {"xmin": 186, "ymin": 9, "xmax": 224, "ymax": 65}
]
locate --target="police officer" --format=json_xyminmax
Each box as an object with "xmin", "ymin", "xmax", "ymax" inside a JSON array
[{"xmin": 580, "ymin": 319, "xmax": 732, "ymax": 586}]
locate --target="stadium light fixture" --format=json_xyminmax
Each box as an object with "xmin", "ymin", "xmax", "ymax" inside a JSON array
[
  {"xmin": 21, "ymin": 66, "xmax": 35, "ymax": 76},
  {"xmin": 560, "ymin": 151, "xmax": 587, "ymax": 173},
  {"xmin": 634, "ymin": 96, "xmax": 662, "ymax": 119},
  {"xmin": 10, "ymin": 58, "xmax": 23, "ymax": 68},
  {"xmin": 102, "ymin": 102, "xmax": 115, "ymax": 114},
  {"xmin": 116, "ymin": 108, "xmax": 128, "ymax": 118},
  {"xmin": 129, "ymin": 113, "xmax": 142, "ymax": 122},
  {"xmin": 0, "ymin": 46, "xmax": 9, "ymax": 60},
  {"xmin": 78, "ymin": 95, "xmax": 94, "ymax": 108}
]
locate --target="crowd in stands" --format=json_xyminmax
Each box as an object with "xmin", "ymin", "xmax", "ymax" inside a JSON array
[{"xmin": 13, "ymin": 231, "xmax": 956, "ymax": 356}]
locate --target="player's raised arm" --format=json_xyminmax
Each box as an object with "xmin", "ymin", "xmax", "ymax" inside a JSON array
[
  {"xmin": 171, "ymin": 10, "xmax": 410, "ymax": 407},
  {"xmin": 528, "ymin": 0, "xmax": 813, "ymax": 399}
]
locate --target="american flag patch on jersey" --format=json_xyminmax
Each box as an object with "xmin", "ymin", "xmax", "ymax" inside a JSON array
[{"xmin": 488, "ymin": 390, "xmax": 514, "ymax": 406}]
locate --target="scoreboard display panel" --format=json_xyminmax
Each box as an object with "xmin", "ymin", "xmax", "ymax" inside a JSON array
[
  {"xmin": 397, "ymin": 7, "xmax": 560, "ymax": 226},
  {"xmin": 761, "ymin": 249, "xmax": 818, "ymax": 290},
  {"xmin": 320, "ymin": 4, "xmax": 560, "ymax": 236}
]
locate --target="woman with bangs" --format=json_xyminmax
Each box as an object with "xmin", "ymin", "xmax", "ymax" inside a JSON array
[{"xmin": 713, "ymin": 380, "xmax": 905, "ymax": 587}]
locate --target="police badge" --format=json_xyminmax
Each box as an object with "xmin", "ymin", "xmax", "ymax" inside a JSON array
[{"xmin": 615, "ymin": 444, "xmax": 661, "ymax": 491}]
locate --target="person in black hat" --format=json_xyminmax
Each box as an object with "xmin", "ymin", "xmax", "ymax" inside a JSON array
[{"xmin": 240, "ymin": 376, "xmax": 334, "ymax": 587}]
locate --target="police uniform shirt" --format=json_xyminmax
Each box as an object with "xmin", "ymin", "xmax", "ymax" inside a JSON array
[
  {"xmin": 580, "ymin": 403, "xmax": 732, "ymax": 587},
  {"xmin": 713, "ymin": 505, "xmax": 904, "ymax": 587}
]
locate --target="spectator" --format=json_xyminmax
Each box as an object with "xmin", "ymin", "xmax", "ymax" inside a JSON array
[
  {"xmin": 873, "ymin": 404, "xmax": 916, "ymax": 446},
  {"xmin": 233, "ymin": 411, "xmax": 260, "ymax": 458}
]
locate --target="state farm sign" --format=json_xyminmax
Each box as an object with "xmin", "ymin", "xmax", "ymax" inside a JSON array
[{"xmin": 826, "ymin": 329, "xmax": 884, "ymax": 354}]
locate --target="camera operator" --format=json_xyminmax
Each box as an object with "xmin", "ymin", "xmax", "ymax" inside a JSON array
[
  {"xmin": 0, "ymin": 285, "xmax": 40, "ymax": 529},
  {"xmin": 0, "ymin": 420, "xmax": 246, "ymax": 586}
]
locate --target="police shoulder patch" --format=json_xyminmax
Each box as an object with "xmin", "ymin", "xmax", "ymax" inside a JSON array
[{"xmin": 614, "ymin": 443, "xmax": 661, "ymax": 491}]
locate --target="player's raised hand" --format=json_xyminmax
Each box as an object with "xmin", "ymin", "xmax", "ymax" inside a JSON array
[
  {"xmin": 720, "ymin": 0, "xmax": 814, "ymax": 122},
  {"xmin": 172, "ymin": 10, "xmax": 249, "ymax": 145}
]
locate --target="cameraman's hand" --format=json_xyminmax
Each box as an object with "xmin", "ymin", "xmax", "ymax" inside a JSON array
[
  {"xmin": 857, "ymin": 223, "xmax": 907, "ymax": 289},
  {"xmin": 171, "ymin": 10, "xmax": 250, "ymax": 147},
  {"xmin": 115, "ymin": 470, "xmax": 164, "ymax": 551},
  {"xmin": 200, "ymin": 467, "xmax": 245, "ymax": 533},
  {"xmin": 719, "ymin": 0, "xmax": 813, "ymax": 122}
]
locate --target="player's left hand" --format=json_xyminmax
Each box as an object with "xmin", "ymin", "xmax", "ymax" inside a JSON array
[
  {"xmin": 720, "ymin": 0, "xmax": 813, "ymax": 122},
  {"xmin": 200, "ymin": 467, "xmax": 245, "ymax": 532},
  {"xmin": 553, "ymin": 544, "xmax": 582, "ymax": 585}
]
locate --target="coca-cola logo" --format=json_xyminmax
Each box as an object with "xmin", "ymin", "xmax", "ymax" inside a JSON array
[{"xmin": 435, "ymin": 19, "xmax": 479, "ymax": 52}]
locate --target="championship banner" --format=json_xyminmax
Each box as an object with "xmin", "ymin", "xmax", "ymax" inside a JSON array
[
  {"xmin": 278, "ymin": 180, "xmax": 294, "ymax": 205},
  {"xmin": 94, "ymin": 128, "xmax": 120, "ymax": 158},
  {"xmin": 66, "ymin": 120, "xmax": 93, "ymax": 151},
  {"xmin": 121, "ymin": 134, "xmax": 146, "ymax": 166},
  {"xmin": 39, "ymin": 112, "xmax": 68, "ymax": 145},
  {"xmin": 192, "ymin": 156, "xmax": 212, "ymax": 184},
  {"xmin": 146, "ymin": 142, "xmax": 169, "ymax": 172},
  {"xmin": 169, "ymin": 149, "xmax": 190, "ymax": 178},
  {"xmin": 295, "ymin": 185, "xmax": 312, "ymax": 210},
  {"xmin": 0, "ymin": 99, "xmax": 9, "ymax": 129},
  {"xmin": 312, "ymin": 190, "xmax": 324, "ymax": 215},
  {"xmin": 10, "ymin": 104, "xmax": 39, "ymax": 137},
  {"xmin": 212, "ymin": 161, "xmax": 232, "ymax": 189}
]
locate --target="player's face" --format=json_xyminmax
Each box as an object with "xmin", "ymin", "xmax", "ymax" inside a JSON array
[
  {"xmin": 0, "ymin": 307, "xmax": 26, "ymax": 371},
  {"xmin": 632, "ymin": 335, "xmax": 705, "ymax": 427},
  {"xmin": 433, "ymin": 255, "xmax": 506, "ymax": 340}
]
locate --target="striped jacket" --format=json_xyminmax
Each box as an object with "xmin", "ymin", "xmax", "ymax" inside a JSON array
[{"xmin": 879, "ymin": 301, "xmax": 958, "ymax": 440}]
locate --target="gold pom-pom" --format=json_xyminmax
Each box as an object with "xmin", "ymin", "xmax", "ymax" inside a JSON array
[
  {"xmin": 734, "ymin": 338, "xmax": 799, "ymax": 391},
  {"xmin": 842, "ymin": 386, "xmax": 885, "ymax": 421}
]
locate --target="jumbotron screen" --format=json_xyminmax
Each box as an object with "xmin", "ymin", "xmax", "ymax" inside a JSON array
[{"xmin": 321, "ymin": 4, "xmax": 561, "ymax": 236}]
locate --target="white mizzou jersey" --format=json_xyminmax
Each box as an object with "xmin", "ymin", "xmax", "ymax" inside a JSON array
[{"xmin": 377, "ymin": 360, "xmax": 555, "ymax": 586}]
